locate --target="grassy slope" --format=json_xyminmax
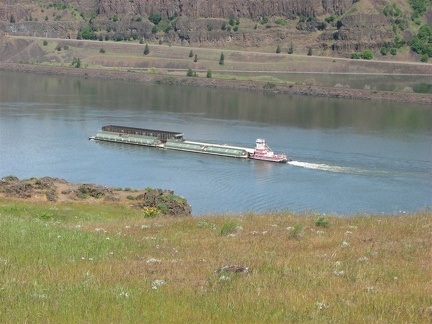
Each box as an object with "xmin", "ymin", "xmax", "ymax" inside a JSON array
[
  {"xmin": 10, "ymin": 36, "xmax": 432, "ymax": 79},
  {"xmin": 0, "ymin": 199, "xmax": 430, "ymax": 322}
]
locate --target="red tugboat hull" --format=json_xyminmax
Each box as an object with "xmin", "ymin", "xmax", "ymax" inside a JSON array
[{"xmin": 249, "ymin": 139, "xmax": 289, "ymax": 163}]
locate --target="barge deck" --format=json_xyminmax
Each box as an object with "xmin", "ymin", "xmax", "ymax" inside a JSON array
[{"xmin": 90, "ymin": 125, "xmax": 287, "ymax": 163}]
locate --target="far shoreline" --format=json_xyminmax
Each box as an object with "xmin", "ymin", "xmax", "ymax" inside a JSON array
[{"xmin": 1, "ymin": 62, "xmax": 432, "ymax": 105}]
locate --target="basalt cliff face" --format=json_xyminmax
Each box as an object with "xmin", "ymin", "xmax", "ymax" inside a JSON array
[
  {"xmin": 94, "ymin": 0, "xmax": 353, "ymax": 19},
  {"xmin": 0, "ymin": 0, "xmax": 429, "ymax": 56}
]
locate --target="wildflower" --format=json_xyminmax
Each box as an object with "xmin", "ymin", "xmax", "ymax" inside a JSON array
[
  {"xmin": 341, "ymin": 241, "xmax": 349, "ymax": 248},
  {"xmin": 335, "ymin": 261, "xmax": 342, "ymax": 267},
  {"xmin": 140, "ymin": 225, "xmax": 151, "ymax": 229},
  {"xmin": 344, "ymin": 231, "xmax": 352, "ymax": 236},
  {"xmin": 357, "ymin": 256, "xmax": 369, "ymax": 263},
  {"xmin": 333, "ymin": 270, "xmax": 345, "ymax": 276},
  {"xmin": 118, "ymin": 291, "xmax": 130, "ymax": 298},
  {"xmin": 151, "ymin": 279, "xmax": 165, "ymax": 290},
  {"xmin": 316, "ymin": 302, "xmax": 327, "ymax": 310},
  {"xmin": 219, "ymin": 274, "xmax": 230, "ymax": 281},
  {"xmin": 147, "ymin": 258, "xmax": 162, "ymax": 264},
  {"xmin": 366, "ymin": 286, "xmax": 375, "ymax": 292}
]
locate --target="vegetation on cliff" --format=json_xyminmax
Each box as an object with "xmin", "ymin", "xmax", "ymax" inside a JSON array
[{"xmin": 0, "ymin": 0, "xmax": 431, "ymax": 61}]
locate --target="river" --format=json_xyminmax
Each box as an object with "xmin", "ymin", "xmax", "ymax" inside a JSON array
[{"xmin": 0, "ymin": 71, "xmax": 431, "ymax": 215}]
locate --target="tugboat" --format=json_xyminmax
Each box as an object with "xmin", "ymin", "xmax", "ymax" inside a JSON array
[{"xmin": 249, "ymin": 139, "xmax": 288, "ymax": 163}]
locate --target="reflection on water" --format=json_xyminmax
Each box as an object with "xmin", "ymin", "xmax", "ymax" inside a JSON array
[{"xmin": 231, "ymin": 72, "xmax": 432, "ymax": 93}]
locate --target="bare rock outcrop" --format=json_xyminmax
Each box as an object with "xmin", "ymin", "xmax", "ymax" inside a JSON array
[{"xmin": 0, "ymin": 176, "xmax": 192, "ymax": 217}]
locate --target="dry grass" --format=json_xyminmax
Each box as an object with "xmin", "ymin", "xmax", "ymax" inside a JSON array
[
  {"xmin": 10, "ymin": 35, "xmax": 432, "ymax": 77},
  {"xmin": 0, "ymin": 198, "xmax": 430, "ymax": 322}
]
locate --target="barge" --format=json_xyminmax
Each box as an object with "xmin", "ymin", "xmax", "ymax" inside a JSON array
[{"xmin": 89, "ymin": 125, "xmax": 288, "ymax": 163}]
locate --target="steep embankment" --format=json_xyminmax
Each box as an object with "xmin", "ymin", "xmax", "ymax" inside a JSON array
[{"xmin": 0, "ymin": 0, "xmax": 430, "ymax": 58}]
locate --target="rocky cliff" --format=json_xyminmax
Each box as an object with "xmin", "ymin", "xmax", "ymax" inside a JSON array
[
  {"xmin": 94, "ymin": 0, "xmax": 354, "ymax": 19},
  {"xmin": 0, "ymin": 0, "xmax": 430, "ymax": 57}
]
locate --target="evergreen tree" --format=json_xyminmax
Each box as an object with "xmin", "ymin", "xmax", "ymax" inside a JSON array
[
  {"xmin": 288, "ymin": 43, "xmax": 294, "ymax": 54},
  {"xmin": 189, "ymin": 50, "xmax": 193, "ymax": 57},
  {"xmin": 194, "ymin": 54, "xmax": 198, "ymax": 62},
  {"xmin": 144, "ymin": 44, "xmax": 150, "ymax": 55},
  {"xmin": 206, "ymin": 69, "xmax": 212, "ymax": 78},
  {"xmin": 307, "ymin": 47, "xmax": 312, "ymax": 56},
  {"xmin": 219, "ymin": 52, "xmax": 225, "ymax": 65},
  {"xmin": 276, "ymin": 45, "xmax": 281, "ymax": 54}
]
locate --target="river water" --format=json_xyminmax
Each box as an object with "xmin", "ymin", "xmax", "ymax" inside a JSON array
[{"xmin": 0, "ymin": 71, "xmax": 431, "ymax": 215}]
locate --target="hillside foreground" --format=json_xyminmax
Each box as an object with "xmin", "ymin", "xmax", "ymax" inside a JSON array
[{"xmin": 0, "ymin": 176, "xmax": 431, "ymax": 322}]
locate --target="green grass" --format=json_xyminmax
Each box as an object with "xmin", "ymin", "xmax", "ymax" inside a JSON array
[{"xmin": 0, "ymin": 199, "xmax": 430, "ymax": 322}]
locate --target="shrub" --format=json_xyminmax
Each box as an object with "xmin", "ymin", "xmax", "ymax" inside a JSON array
[
  {"xmin": 421, "ymin": 54, "xmax": 429, "ymax": 62},
  {"xmin": 288, "ymin": 43, "xmax": 293, "ymax": 54},
  {"xmin": 148, "ymin": 12, "xmax": 161, "ymax": 25},
  {"xmin": 276, "ymin": 45, "xmax": 281, "ymax": 54},
  {"xmin": 71, "ymin": 57, "xmax": 81, "ymax": 68},
  {"xmin": 233, "ymin": 25, "xmax": 238, "ymax": 32},
  {"xmin": 206, "ymin": 69, "xmax": 212, "ymax": 78},
  {"xmin": 260, "ymin": 17, "xmax": 269, "ymax": 24},
  {"xmin": 325, "ymin": 15, "xmax": 336, "ymax": 23},
  {"xmin": 220, "ymin": 219, "xmax": 240, "ymax": 236},
  {"xmin": 390, "ymin": 48, "xmax": 397, "ymax": 55},
  {"xmin": 275, "ymin": 18, "xmax": 288, "ymax": 26},
  {"xmin": 186, "ymin": 68, "xmax": 194, "ymax": 77},
  {"xmin": 315, "ymin": 217, "xmax": 330, "ymax": 228},
  {"xmin": 288, "ymin": 224, "xmax": 303, "ymax": 239},
  {"xmin": 157, "ymin": 203, "xmax": 169, "ymax": 214},
  {"xmin": 189, "ymin": 50, "xmax": 193, "ymax": 57},
  {"xmin": 351, "ymin": 53, "xmax": 361, "ymax": 59},
  {"xmin": 43, "ymin": 40, "xmax": 48, "ymax": 46},
  {"xmin": 361, "ymin": 49, "xmax": 374, "ymax": 60},
  {"xmin": 307, "ymin": 47, "xmax": 313, "ymax": 56},
  {"xmin": 264, "ymin": 82, "xmax": 276, "ymax": 89}
]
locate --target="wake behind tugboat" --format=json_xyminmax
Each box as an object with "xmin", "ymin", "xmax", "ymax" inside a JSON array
[
  {"xmin": 90, "ymin": 125, "xmax": 289, "ymax": 163},
  {"xmin": 288, "ymin": 160, "xmax": 367, "ymax": 174}
]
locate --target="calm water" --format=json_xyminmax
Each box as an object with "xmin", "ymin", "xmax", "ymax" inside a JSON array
[{"xmin": 1, "ymin": 71, "xmax": 431, "ymax": 215}]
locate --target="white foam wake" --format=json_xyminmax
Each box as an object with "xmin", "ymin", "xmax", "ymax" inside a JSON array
[{"xmin": 288, "ymin": 161, "xmax": 358, "ymax": 174}]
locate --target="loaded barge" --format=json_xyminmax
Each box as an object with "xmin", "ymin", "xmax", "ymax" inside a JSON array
[{"xmin": 89, "ymin": 125, "xmax": 288, "ymax": 163}]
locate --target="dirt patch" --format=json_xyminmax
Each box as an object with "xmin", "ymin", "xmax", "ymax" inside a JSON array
[{"xmin": 0, "ymin": 176, "xmax": 192, "ymax": 217}]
